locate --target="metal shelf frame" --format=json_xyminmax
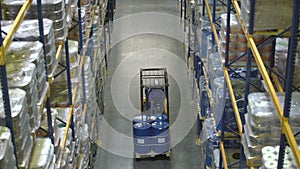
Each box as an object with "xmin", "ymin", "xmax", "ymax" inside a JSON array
[
  {"xmin": 194, "ymin": 0, "xmax": 300, "ymax": 168},
  {"xmin": 0, "ymin": 0, "xmax": 55, "ymax": 167},
  {"xmin": 230, "ymin": 0, "xmax": 300, "ymax": 167},
  {"xmin": 211, "ymin": 0, "xmax": 300, "ymax": 168},
  {"xmin": 62, "ymin": 0, "xmax": 108, "ymax": 150}
]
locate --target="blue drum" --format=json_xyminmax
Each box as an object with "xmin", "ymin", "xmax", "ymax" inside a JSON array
[
  {"xmin": 151, "ymin": 121, "xmax": 170, "ymax": 154},
  {"xmin": 153, "ymin": 114, "xmax": 168, "ymax": 122},
  {"xmin": 133, "ymin": 123, "xmax": 151, "ymax": 154},
  {"xmin": 132, "ymin": 114, "xmax": 156, "ymax": 124}
]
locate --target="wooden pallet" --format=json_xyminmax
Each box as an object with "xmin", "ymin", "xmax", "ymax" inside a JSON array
[{"xmin": 135, "ymin": 150, "xmax": 171, "ymax": 159}]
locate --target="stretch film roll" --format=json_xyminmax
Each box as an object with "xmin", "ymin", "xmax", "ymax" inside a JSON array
[
  {"xmin": 283, "ymin": 160, "xmax": 292, "ymax": 169},
  {"xmin": 263, "ymin": 153, "xmax": 277, "ymax": 163},
  {"xmin": 264, "ymin": 160, "xmax": 277, "ymax": 169},
  {"xmin": 262, "ymin": 146, "xmax": 276, "ymax": 155}
]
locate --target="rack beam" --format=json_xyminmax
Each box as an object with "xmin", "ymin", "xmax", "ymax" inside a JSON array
[
  {"xmin": 48, "ymin": 44, "xmax": 64, "ymax": 83},
  {"xmin": 62, "ymin": 106, "xmax": 74, "ymax": 149},
  {"xmin": 231, "ymin": 0, "xmax": 300, "ymax": 167},
  {"xmin": 271, "ymin": 72, "xmax": 284, "ymax": 92},
  {"xmin": 224, "ymin": 68, "xmax": 243, "ymax": 136},
  {"xmin": 61, "ymin": 85, "xmax": 78, "ymax": 149},
  {"xmin": 219, "ymin": 142, "xmax": 228, "ymax": 169}
]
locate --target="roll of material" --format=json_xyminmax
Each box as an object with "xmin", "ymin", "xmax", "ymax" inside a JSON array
[
  {"xmin": 263, "ymin": 153, "xmax": 277, "ymax": 163},
  {"xmin": 275, "ymin": 145, "xmax": 291, "ymax": 157},
  {"xmin": 262, "ymin": 146, "xmax": 276, "ymax": 155},
  {"xmin": 283, "ymin": 160, "xmax": 292, "ymax": 169},
  {"xmin": 264, "ymin": 160, "xmax": 278, "ymax": 169}
]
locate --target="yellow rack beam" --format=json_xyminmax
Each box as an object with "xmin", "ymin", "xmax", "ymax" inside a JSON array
[
  {"xmin": 56, "ymin": 44, "xmax": 64, "ymax": 60},
  {"xmin": 0, "ymin": 0, "xmax": 33, "ymax": 65},
  {"xmin": 61, "ymin": 105, "xmax": 73, "ymax": 149},
  {"xmin": 272, "ymin": 72, "xmax": 284, "ymax": 93},
  {"xmin": 220, "ymin": 142, "xmax": 229, "ymax": 169},
  {"xmin": 232, "ymin": 0, "xmax": 300, "ymax": 167},
  {"xmin": 82, "ymin": 103, "xmax": 88, "ymax": 124},
  {"xmin": 48, "ymin": 44, "xmax": 64, "ymax": 83},
  {"xmin": 62, "ymin": 85, "xmax": 78, "ymax": 150},
  {"xmin": 204, "ymin": 0, "xmax": 220, "ymax": 49},
  {"xmin": 224, "ymin": 68, "xmax": 243, "ymax": 136}
]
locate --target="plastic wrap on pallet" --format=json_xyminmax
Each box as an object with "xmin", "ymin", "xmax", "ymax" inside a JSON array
[
  {"xmin": 219, "ymin": 14, "xmax": 272, "ymax": 65},
  {"xmin": 6, "ymin": 62, "xmax": 40, "ymax": 130},
  {"xmin": 0, "ymin": 126, "xmax": 17, "ymax": 169},
  {"xmin": 0, "ymin": 89, "xmax": 33, "ymax": 168},
  {"xmin": 207, "ymin": 52, "xmax": 223, "ymax": 85},
  {"xmin": 248, "ymin": 92, "xmax": 300, "ymax": 127},
  {"xmin": 40, "ymin": 108, "xmax": 58, "ymax": 136},
  {"xmin": 1, "ymin": 19, "xmax": 56, "ymax": 73},
  {"xmin": 29, "ymin": 138, "xmax": 55, "ymax": 169},
  {"xmin": 6, "ymin": 42, "xmax": 45, "ymax": 82},
  {"xmin": 276, "ymin": 38, "xmax": 300, "ymax": 88},
  {"xmin": 199, "ymin": 76, "xmax": 210, "ymax": 118},
  {"xmin": 77, "ymin": 124, "xmax": 90, "ymax": 168},
  {"xmin": 54, "ymin": 61, "xmax": 80, "ymax": 84},
  {"xmin": 2, "ymin": 0, "xmax": 67, "ymax": 42},
  {"xmin": 200, "ymin": 118, "xmax": 216, "ymax": 144},
  {"xmin": 242, "ymin": 92, "xmax": 300, "ymax": 166},
  {"xmin": 61, "ymin": 40, "xmax": 79, "ymax": 65},
  {"xmin": 69, "ymin": 7, "xmax": 90, "ymax": 47},
  {"xmin": 240, "ymin": 0, "xmax": 293, "ymax": 31}
]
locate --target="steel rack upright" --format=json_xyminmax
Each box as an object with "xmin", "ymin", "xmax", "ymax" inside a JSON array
[{"xmin": 0, "ymin": 0, "xmax": 55, "ymax": 167}]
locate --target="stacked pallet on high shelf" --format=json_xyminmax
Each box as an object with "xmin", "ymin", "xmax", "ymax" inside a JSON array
[
  {"xmin": 0, "ymin": 0, "xmax": 109, "ymax": 168},
  {"xmin": 183, "ymin": 0, "xmax": 300, "ymax": 168}
]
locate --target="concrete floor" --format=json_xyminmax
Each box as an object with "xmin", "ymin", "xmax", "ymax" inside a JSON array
[{"xmin": 94, "ymin": 0, "xmax": 203, "ymax": 168}]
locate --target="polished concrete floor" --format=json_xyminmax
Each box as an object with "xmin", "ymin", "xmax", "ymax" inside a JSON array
[{"xmin": 94, "ymin": 0, "xmax": 203, "ymax": 168}]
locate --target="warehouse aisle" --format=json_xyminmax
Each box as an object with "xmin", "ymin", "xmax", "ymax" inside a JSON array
[{"xmin": 94, "ymin": 0, "xmax": 203, "ymax": 168}]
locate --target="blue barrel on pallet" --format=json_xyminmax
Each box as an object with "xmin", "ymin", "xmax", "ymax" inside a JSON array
[
  {"xmin": 151, "ymin": 121, "xmax": 169, "ymax": 154},
  {"xmin": 133, "ymin": 114, "xmax": 156, "ymax": 124},
  {"xmin": 133, "ymin": 123, "xmax": 151, "ymax": 154},
  {"xmin": 149, "ymin": 89, "xmax": 166, "ymax": 114},
  {"xmin": 153, "ymin": 113, "xmax": 168, "ymax": 122}
]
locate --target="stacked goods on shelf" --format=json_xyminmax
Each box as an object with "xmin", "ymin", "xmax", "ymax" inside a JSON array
[
  {"xmin": 200, "ymin": 118, "xmax": 219, "ymax": 168},
  {"xmin": 29, "ymin": 138, "xmax": 55, "ymax": 169},
  {"xmin": 199, "ymin": 76, "xmax": 209, "ymax": 118},
  {"xmin": 0, "ymin": 127, "xmax": 17, "ymax": 169},
  {"xmin": 275, "ymin": 38, "xmax": 300, "ymax": 88},
  {"xmin": 6, "ymin": 42, "xmax": 48, "ymax": 131},
  {"xmin": 98, "ymin": 0, "xmax": 107, "ymax": 26},
  {"xmin": 206, "ymin": 51, "xmax": 263, "ymax": 132},
  {"xmin": 242, "ymin": 92, "xmax": 300, "ymax": 166},
  {"xmin": 0, "ymin": 89, "xmax": 33, "ymax": 168},
  {"xmin": 82, "ymin": 0, "xmax": 93, "ymax": 27},
  {"xmin": 6, "ymin": 62, "xmax": 39, "ymax": 131},
  {"xmin": 55, "ymin": 108, "xmax": 79, "ymax": 169},
  {"xmin": 76, "ymin": 124, "xmax": 90, "ymax": 169},
  {"xmin": 6, "ymin": 42, "xmax": 45, "ymax": 97},
  {"xmin": 69, "ymin": 0, "xmax": 93, "ymax": 48},
  {"xmin": 2, "ymin": 0, "xmax": 67, "ymax": 43},
  {"xmin": 1, "ymin": 19, "xmax": 56, "ymax": 75},
  {"xmin": 82, "ymin": 55, "xmax": 101, "ymax": 141},
  {"xmin": 81, "ymin": 56, "xmax": 93, "ymax": 101},
  {"xmin": 261, "ymin": 146, "xmax": 297, "ymax": 169},
  {"xmin": 219, "ymin": 14, "xmax": 272, "ymax": 65},
  {"xmin": 240, "ymin": 0, "xmax": 293, "ymax": 31},
  {"xmin": 40, "ymin": 108, "xmax": 58, "ymax": 138},
  {"xmin": 50, "ymin": 41, "xmax": 80, "ymax": 108},
  {"xmin": 66, "ymin": 0, "xmax": 78, "ymax": 28}
]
